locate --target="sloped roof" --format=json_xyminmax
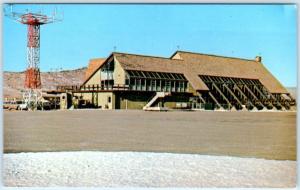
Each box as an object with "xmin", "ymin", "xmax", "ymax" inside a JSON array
[
  {"xmin": 82, "ymin": 58, "xmax": 108, "ymax": 85},
  {"xmin": 113, "ymin": 51, "xmax": 287, "ymax": 93},
  {"xmin": 84, "ymin": 51, "xmax": 287, "ymax": 93},
  {"xmin": 113, "ymin": 52, "xmax": 185, "ymax": 73},
  {"xmin": 171, "ymin": 51, "xmax": 287, "ymax": 93},
  {"xmin": 85, "ymin": 58, "xmax": 106, "ymax": 80}
]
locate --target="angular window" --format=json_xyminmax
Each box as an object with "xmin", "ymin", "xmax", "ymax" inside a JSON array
[
  {"xmin": 140, "ymin": 71, "xmax": 147, "ymax": 78},
  {"xmin": 127, "ymin": 70, "xmax": 134, "ymax": 77},
  {"xmin": 144, "ymin": 72, "xmax": 152, "ymax": 78},
  {"xmin": 166, "ymin": 73, "xmax": 174, "ymax": 79},
  {"xmin": 132, "ymin": 70, "xmax": 140, "ymax": 77},
  {"xmin": 160, "ymin": 73, "xmax": 168, "ymax": 79}
]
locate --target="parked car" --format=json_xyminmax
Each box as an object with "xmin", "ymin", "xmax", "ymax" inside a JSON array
[
  {"xmin": 3, "ymin": 101, "xmax": 19, "ymax": 110},
  {"xmin": 18, "ymin": 103, "xmax": 28, "ymax": 110},
  {"xmin": 3, "ymin": 100, "xmax": 27, "ymax": 110}
]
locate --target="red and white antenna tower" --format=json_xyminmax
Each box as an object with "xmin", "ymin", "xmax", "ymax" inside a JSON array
[{"xmin": 5, "ymin": 5, "xmax": 63, "ymax": 109}]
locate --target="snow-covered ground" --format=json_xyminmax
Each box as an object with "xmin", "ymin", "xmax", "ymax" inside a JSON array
[{"xmin": 3, "ymin": 151, "xmax": 296, "ymax": 187}]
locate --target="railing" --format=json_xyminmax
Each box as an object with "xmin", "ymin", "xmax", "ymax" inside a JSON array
[
  {"xmin": 57, "ymin": 85, "xmax": 82, "ymax": 91},
  {"xmin": 56, "ymin": 84, "xmax": 130, "ymax": 92},
  {"xmin": 56, "ymin": 83, "xmax": 189, "ymax": 93}
]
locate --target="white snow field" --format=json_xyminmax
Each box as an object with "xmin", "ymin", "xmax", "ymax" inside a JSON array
[{"xmin": 3, "ymin": 151, "xmax": 296, "ymax": 187}]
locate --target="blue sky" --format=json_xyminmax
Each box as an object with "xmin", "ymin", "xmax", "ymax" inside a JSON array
[{"xmin": 3, "ymin": 4, "xmax": 297, "ymax": 87}]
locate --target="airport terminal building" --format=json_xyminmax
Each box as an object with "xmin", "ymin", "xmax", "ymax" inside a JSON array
[{"xmin": 56, "ymin": 51, "xmax": 295, "ymax": 111}]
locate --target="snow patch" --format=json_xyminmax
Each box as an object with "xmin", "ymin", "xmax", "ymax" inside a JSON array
[{"xmin": 3, "ymin": 151, "xmax": 296, "ymax": 187}]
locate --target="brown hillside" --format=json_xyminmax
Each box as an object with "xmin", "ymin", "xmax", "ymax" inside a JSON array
[
  {"xmin": 3, "ymin": 68, "xmax": 86, "ymax": 98},
  {"xmin": 4, "ymin": 66, "xmax": 295, "ymax": 100}
]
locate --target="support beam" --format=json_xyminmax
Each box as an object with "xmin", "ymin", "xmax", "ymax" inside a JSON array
[
  {"xmin": 208, "ymin": 92, "xmax": 222, "ymax": 109},
  {"xmin": 197, "ymin": 92, "xmax": 206, "ymax": 104},
  {"xmin": 253, "ymin": 85, "xmax": 267, "ymax": 99},
  {"xmin": 223, "ymin": 84, "xmax": 243, "ymax": 107},
  {"xmin": 212, "ymin": 82, "xmax": 232, "ymax": 108},
  {"xmin": 252, "ymin": 85, "xmax": 276, "ymax": 109},
  {"xmin": 229, "ymin": 78, "xmax": 248, "ymax": 100},
  {"xmin": 198, "ymin": 75, "xmax": 289, "ymax": 110},
  {"xmin": 268, "ymin": 92, "xmax": 283, "ymax": 109},
  {"xmin": 159, "ymin": 80, "xmax": 162, "ymax": 91},
  {"xmin": 233, "ymin": 84, "xmax": 255, "ymax": 108},
  {"xmin": 243, "ymin": 84, "xmax": 265, "ymax": 108},
  {"xmin": 280, "ymin": 94, "xmax": 292, "ymax": 109}
]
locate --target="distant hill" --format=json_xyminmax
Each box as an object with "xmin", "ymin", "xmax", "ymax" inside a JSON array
[
  {"xmin": 3, "ymin": 68, "xmax": 86, "ymax": 98},
  {"xmin": 3, "ymin": 68, "xmax": 297, "ymax": 100}
]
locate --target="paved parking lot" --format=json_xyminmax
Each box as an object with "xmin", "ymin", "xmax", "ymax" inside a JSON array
[{"xmin": 4, "ymin": 110, "xmax": 296, "ymax": 160}]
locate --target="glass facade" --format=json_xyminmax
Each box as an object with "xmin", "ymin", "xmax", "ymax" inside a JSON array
[{"xmin": 126, "ymin": 70, "xmax": 188, "ymax": 92}]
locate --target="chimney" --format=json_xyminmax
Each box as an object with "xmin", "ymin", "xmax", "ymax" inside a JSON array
[{"xmin": 255, "ymin": 56, "xmax": 262, "ymax": 62}]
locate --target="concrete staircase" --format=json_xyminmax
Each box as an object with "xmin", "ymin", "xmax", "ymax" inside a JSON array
[{"xmin": 143, "ymin": 92, "xmax": 171, "ymax": 111}]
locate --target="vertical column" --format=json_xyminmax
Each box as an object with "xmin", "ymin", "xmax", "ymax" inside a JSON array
[{"xmin": 25, "ymin": 23, "xmax": 41, "ymax": 89}]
